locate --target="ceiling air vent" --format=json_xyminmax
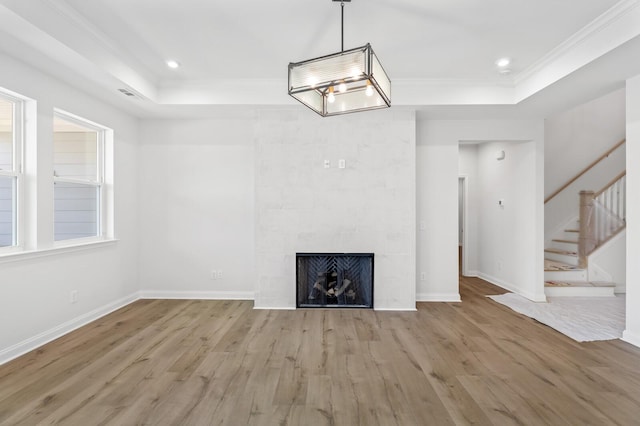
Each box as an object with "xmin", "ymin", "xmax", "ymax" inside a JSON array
[{"xmin": 117, "ymin": 87, "xmax": 146, "ymax": 101}]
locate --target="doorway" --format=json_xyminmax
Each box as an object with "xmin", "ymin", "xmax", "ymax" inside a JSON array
[{"xmin": 458, "ymin": 176, "xmax": 466, "ymax": 276}]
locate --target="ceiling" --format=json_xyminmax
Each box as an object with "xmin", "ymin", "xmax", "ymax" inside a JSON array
[{"xmin": 1, "ymin": 0, "xmax": 639, "ymax": 118}]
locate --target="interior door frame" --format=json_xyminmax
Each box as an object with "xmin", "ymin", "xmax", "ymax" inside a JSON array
[{"xmin": 458, "ymin": 175, "xmax": 469, "ymax": 276}]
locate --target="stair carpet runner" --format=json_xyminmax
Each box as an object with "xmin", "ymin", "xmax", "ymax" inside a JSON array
[{"xmin": 544, "ymin": 226, "xmax": 615, "ymax": 297}]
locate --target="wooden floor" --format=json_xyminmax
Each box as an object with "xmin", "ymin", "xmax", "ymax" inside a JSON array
[{"xmin": 2, "ymin": 277, "xmax": 640, "ymax": 425}]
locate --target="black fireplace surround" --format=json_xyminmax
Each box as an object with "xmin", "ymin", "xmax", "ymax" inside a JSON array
[{"xmin": 296, "ymin": 253, "xmax": 374, "ymax": 308}]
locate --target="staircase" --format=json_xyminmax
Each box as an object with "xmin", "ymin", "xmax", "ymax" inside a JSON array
[
  {"xmin": 544, "ymin": 219, "xmax": 615, "ymax": 297},
  {"xmin": 544, "ymin": 140, "xmax": 626, "ymax": 297}
]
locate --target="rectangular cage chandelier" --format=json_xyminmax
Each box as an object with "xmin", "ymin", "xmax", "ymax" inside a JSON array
[{"xmin": 288, "ymin": 1, "xmax": 391, "ymax": 117}]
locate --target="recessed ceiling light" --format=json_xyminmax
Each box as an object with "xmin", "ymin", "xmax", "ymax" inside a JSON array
[
  {"xmin": 495, "ymin": 57, "xmax": 511, "ymax": 68},
  {"xmin": 166, "ymin": 60, "xmax": 180, "ymax": 69}
]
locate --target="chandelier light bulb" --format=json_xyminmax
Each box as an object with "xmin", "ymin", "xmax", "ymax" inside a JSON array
[
  {"xmin": 365, "ymin": 80, "xmax": 373, "ymax": 97},
  {"xmin": 495, "ymin": 57, "xmax": 510, "ymax": 68},
  {"xmin": 338, "ymin": 82, "xmax": 347, "ymax": 93},
  {"xmin": 328, "ymin": 86, "xmax": 335, "ymax": 103}
]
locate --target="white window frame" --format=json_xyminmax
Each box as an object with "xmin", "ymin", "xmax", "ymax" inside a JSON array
[
  {"xmin": 0, "ymin": 92, "xmax": 24, "ymax": 253},
  {"xmin": 53, "ymin": 110, "xmax": 107, "ymax": 245}
]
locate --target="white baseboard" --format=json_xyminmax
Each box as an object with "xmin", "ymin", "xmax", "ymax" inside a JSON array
[
  {"xmin": 0, "ymin": 292, "xmax": 139, "ymax": 366},
  {"xmin": 139, "ymin": 290, "xmax": 254, "ymax": 300},
  {"xmin": 374, "ymin": 307, "xmax": 418, "ymax": 311},
  {"xmin": 416, "ymin": 293, "xmax": 462, "ymax": 302},
  {"xmin": 478, "ymin": 272, "xmax": 547, "ymax": 302},
  {"xmin": 253, "ymin": 306, "xmax": 296, "ymax": 310},
  {"xmin": 622, "ymin": 330, "xmax": 640, "ymax": 348}
]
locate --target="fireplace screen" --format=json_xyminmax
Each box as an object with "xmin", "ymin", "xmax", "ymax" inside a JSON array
[{"xmin": 296, "ymin": 253, "xmax": 374, "ymax": 308}]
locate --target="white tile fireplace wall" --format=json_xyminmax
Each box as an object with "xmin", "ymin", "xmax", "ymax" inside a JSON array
[{"xmin": 254, "ymin": 108, "xmax": 416, "ymax": 310}]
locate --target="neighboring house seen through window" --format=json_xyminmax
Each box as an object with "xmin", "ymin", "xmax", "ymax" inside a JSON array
[
  {"xmin": 53, "ymin": 112, "xmax": 104, "ymax": 242},
  {"xmin": 0, "ymin": 94, "xmax": 23, "ymax": 248}
]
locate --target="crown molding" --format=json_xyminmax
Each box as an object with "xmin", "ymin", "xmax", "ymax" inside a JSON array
[
  {"xmin": 515, "ymin": 0, "xmax": 640, "ymax": 88},
  {"xmin": 3, "ymin": 0, "xmax": 159, "ymax": 101},
  {"xmin": 42, "ymin": 0, "xmax": 122, "ymax": 57}
]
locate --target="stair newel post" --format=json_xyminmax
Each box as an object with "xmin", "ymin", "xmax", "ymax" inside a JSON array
[{"xmin": 578, "ymin": 190, "xmax": 596, "ymax": 268}]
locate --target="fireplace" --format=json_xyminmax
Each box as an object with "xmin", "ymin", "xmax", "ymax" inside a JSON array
[{"xmin": 296, "ymin": 253, "xmax": 374, "ymax": 308}]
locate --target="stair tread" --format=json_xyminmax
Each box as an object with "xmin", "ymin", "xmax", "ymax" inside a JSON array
[
  {"xmin": 552, "ymin": 239, "xmax": 578, "ymax": 244},
  {"xmin": 544, "ymin": 259, "xmax": 584, "ymax": 271},
  {"xmin": 564, "ymin": 229, "xmax": 579, "ymax": 233},
  {"xmin": 545, "ymin": 280, "xmax": 615, "ymax": 288},
  {"xmin": 544, "ymin": 247, "xmax": 578, "ymax": 256}
]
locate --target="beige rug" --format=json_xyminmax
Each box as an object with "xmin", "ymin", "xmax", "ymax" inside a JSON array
[{"xmin": 488, "ymin": 293, "xmax": 625, "ymax": 342}]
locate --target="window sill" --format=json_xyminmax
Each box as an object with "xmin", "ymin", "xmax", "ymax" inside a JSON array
[{"xmin": 0, "ymin": 239, "xmax": 119, "ymax": 264}]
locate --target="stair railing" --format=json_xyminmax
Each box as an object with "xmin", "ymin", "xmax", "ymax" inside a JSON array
[
  {"xmin": 578, "ymin": 172, "xmax": 626, "ymax": 267},
  {"xmin": 545, "ymin": 139, "xmax": 625, "ymax": 204}
]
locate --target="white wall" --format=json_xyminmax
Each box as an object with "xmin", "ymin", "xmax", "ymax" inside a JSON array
[
  {"xmin": 137, "ymin": 112, "xmax": 545, "ymax": 309},
  {"xmin": 417, "ymin": 118, "xmax": 545, "ymax": 302},
  {"xmin": 545, "ymin": 89, "xmax": 626, "ymax": 198},
  {"xmin": 477, "ymin": 141, "xmax": 544, "ymax": 301},
  {"xmin": 623, "ymin": 75, "xmax": 640, "ymax": 347},
  {"xmin": 588, "ymin": 231, "xmax": 626, "ymax": 293},
  {"xmin": 138, "ymin": 116, "xmax": 255, "ymax": 299},
  {"xmin": 416, "ymin": 123, "xmax": 460, "ymax": 302},
  {"xmin": 137, "ymin": 108, "xmax": 416, "ymax": 310},
  {"xmin": 0, "ymin": 53, "xmax": 139, "ymax": 364},
  {"xmin": 254, "ymin": 108, "xmax": 416, "ymax": 310},
  {"xmin": 458, "ymin": 179, "xmax": 463, "ymax": 245}
]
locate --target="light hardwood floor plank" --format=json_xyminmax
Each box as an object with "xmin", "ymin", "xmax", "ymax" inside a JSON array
[{"xmin": 2, "ymin": 276, "xmax": 640, "ymax": 425}]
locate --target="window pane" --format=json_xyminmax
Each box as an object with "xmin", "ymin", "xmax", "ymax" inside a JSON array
[
  {"xmin": 54, "ymin": 182, "xmax": 98, "ymax": 241},
  {"xmin": 0, "ymin": 99, "xmax": 13, "ymax": 171},
  {"xmin": 0, "ymin": 175, "xmax": 15, "ymax": 247},
  {"xmin": 53, "ymin": 117, "xmax": 97, "ymax": 181}
]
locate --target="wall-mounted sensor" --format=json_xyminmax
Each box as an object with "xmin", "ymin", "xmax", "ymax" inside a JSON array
[{"xmin": 496, "ymin": 150, "xmax": 506, "ymax": 160}]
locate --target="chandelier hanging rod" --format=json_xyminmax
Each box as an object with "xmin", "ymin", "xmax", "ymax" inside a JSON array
[
  {"xmin": 333, "ymin": 0, "xmax": 350, "ymax": 52},
  {"xmin": 341, "ymin": 1, "xmax": 344, "ymax": 51}
]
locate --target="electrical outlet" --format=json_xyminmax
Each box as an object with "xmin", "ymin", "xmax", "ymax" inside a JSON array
[
  {"xmin": 217, "ymin": 270, "xmax": 223, "ymax": 280},
  {"xmin": 420, "ymin": 272, "xmax": 426, "ymax": 281},
  {"xmin": 211, "ymin": 270, "xmax": 217, "ymax": 280},
  {"xmin": 70, "ymin": 290, "xmax": 78, "ymax": 304}
]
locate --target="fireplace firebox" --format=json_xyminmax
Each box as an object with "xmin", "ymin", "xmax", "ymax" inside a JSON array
[{"xmin": 296, "ymin": 253, "xmax": 374, "ymax": 308}]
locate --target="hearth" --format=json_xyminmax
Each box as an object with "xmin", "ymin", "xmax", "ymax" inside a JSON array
[{"xmin": 296, "ymin": 253, "xmax": 374, "ymax": 308}]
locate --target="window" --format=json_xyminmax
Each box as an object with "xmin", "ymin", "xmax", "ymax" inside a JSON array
[
  {"xmin": 0, "ymin": 94, "xmax": 23, "ymax": 248},
  {"xmin": 53, "ymin": 112, "xmax": 104, "ymax": 242},
  {"xmin": 1, "ymin": 92, "xmax": 114, "ymax": 258}
]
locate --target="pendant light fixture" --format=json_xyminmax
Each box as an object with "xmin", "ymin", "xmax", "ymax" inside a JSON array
[{"xmin": 288, "ymin": 0, "xmax": 391, "ymax": 117}]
